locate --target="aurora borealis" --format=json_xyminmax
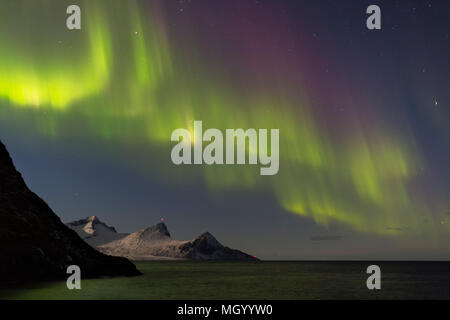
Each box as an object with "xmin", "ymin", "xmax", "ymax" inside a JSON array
[{"xmin": 0, "ymin": 0, "xmax": 449, "ymax": 259}]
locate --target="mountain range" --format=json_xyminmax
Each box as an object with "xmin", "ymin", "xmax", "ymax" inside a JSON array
[
  {"xmin": 0, "ymin": 138, "xmax": 256, "ymax": 286},
  {"xmin": 66, "ymin": 217, "xmax": 258, "ymax": 261}
]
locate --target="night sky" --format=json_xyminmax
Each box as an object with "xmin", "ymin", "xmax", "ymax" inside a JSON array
[{"xmin": 0, "ymin": 0, "xmax": 449, "ymax": 260}]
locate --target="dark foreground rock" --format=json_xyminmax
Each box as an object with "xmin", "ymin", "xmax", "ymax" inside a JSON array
[{"xmin": 0, "ymin": 141, "xmax": 141, "ymax": 286}]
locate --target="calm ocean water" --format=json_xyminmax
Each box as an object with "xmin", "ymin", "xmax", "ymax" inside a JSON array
[{"xmin": 1, "ymin": 261, "xmax": 449, "ymax": 299}]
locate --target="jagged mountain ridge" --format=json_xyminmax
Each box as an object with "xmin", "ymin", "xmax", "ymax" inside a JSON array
[
  {"xmin": 96, "ymin": 222, "xmax": 258, "ymax": 261},
  {"xmin": 0, "ymin": 141, "xmax": 141, "ymax": 285},
  {"xmin": 66, "ymin": 216, "xmax": 129, "ymax": 247}
]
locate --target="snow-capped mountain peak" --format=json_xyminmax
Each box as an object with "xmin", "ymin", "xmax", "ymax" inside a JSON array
[
  {"xmin": 66, "ymin": 216, "xmax": 128, "ymax": 247},
  {"xmin": 97, "ymin": 221, "xmax": 258, "ymax": 261},
  {"xmin": 139, "ymin": 222, "xmax": 171, "ymax": 240}
]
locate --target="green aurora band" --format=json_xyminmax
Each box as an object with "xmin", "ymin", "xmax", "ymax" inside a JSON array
[{"xmin": 0, "ymin": 0, "xmax": 447, "ymax": 237}]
